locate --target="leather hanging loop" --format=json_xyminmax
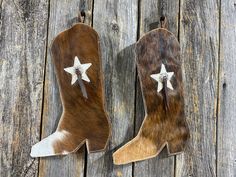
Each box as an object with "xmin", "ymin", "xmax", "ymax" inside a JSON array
[
  {"xmin": 160, "ymin": 16, "xmax": 167, "ymax": 29},
  {"xmin": 78, "ymin": 10, "xmax": 86, "ymax": 23}
]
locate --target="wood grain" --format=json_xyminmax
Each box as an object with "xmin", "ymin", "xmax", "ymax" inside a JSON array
[
  {"xmin": 176, "ymin": 0, "xmax": 219, "ymax": 176},
  {"xmin": 134, "ymin": 0, "xmax": 179, "ymax": 176},
  {"xmin": 86, "ymin": 0, "xmax": 138, "ymax": 176},
  {"xmin": 217, "ymin": 0, "xmax": 236, "ymax": 176},
  {"xmin": 1, "ymin": 0, "xmax": 236, "ymax": 176},
  {"xmin": 38, "ymin": 0, "xmax": 93, "ymax": 177},
  {"xmin": 0, "ymin": 0, "xmax": 48, "ymax": 176}
]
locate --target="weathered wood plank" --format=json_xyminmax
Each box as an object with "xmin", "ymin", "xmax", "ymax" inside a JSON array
[
  {"xmin": 0, "ymin": 0, "xmax": 49, "ymax": 176},
  {"xmin": 38, "ymin": 0, "xmax": 93, "ymax": 177},
  {"xmin": 86, "ymin": 0, "xmax": 138, "ymax": 176},
  {"xmin": 133, "ymin": 0, "xmax": 179, "ymax": 176},
  {"xmin": 139, "ymin": 0, "xmax": 179, "ymax": 37},
  {"xmin": 176, "ymin": 0, "xmax": 219, "ymax": 176},
  {"xmin": 217, "ymin": 0, "xmax": 236, "ymax": 176}
]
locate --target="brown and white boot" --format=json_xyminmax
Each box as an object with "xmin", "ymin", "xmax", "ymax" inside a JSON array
[
  {"xmin": 113, "ymin": 18, "xmax": 190, "ymax": 165},
  {"xmin": 31, "ymin": 23, "xmax": 111, "ymax": 157}
]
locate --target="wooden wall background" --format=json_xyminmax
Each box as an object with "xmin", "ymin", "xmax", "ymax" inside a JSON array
[{"xmin": 0, "ymin": 0, "xmax": 235, "ymax": 176}]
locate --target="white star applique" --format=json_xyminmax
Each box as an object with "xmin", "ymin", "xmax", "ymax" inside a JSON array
[
  {"xmin": 64, "ymin": 56, "xmax": 92, "ymax": 85},
  {"xmin": 150, "ymin": 63, "xmax": 174, "ymax": 92}
]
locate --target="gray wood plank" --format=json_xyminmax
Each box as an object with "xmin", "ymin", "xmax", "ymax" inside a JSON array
[
  {"xmin": 139, "ymin": 0, "xmax": 179, "ymax": 37},
  {"xmin": 176, "ymin": 0, "xmax": 219, "ymax": 176},
  {"xmin": 38, "ymin": 0, "xmax": 93, "ymax": 177},
  {"xmin": 134, "ymin": 0, "xmax": 179, "ymax": 177},
  {"xmin": 0, "ymin": 0, "xmax": 49, "ymax": 176},
  {"xmin": 86, "ymin": 0, "xmax": 138, "ymax": 176},
  {"xmin": 217, "ymin": 0, "xmax": 236, "ymax": 176}
]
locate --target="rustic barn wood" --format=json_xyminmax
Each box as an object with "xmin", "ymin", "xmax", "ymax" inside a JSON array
[
  {"xmin": 0, "ymin": 0, "xmax": 48, "ymax": 176},
  {"xmin": 86, "ymin": 0, "xmax": 138, "ymax": 176},
  {"xmin": 217, "ymin": 0, "xmax": 236, "ymax": 176},
  {"xmin": 176, "ymin": 0, "xmax": 219, "ymax": 177},
  {"xmin": 1, "ymin": 0, "xmax": 236, "ymax": 176}
]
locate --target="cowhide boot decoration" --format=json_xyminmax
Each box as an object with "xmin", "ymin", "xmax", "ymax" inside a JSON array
[
  {"xmin": 31, "ymin": 13, "xmax": 111, "ymax": 157},
  {"xmin": 113, "ymin": 17, "xmax": 190, "ymax": 165}
]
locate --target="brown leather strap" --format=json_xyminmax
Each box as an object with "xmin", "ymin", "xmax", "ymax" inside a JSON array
[{"xmin": 162, "ymin": 76, "xmax": 169, "ymax": 112}]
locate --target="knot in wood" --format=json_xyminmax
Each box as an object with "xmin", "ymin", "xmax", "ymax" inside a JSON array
[{"xmin": 112, "ymin": 23, "xmax": 119, "ymax": 32}]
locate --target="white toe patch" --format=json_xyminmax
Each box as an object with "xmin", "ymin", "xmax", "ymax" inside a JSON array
[{"xmin": 30, "ymin": 130, "xmax": 70, "ymax": 157}]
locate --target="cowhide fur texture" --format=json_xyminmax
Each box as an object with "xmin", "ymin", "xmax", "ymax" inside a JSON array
[
  {"xmin": 31, "ymin": 24, "xmax": 111, "ymax": 157},
  {"xmin": 113, "ymin": 28, "xmax": 190, "ymax": 165}
]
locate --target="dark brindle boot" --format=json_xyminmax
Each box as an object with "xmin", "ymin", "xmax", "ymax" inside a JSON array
[
  {"xmin": 31, "ymin": 23, "xmax": 111, "ymax": 157},
  {"xmin": 113, "ymin": 18, "xmax": 189, "ymax": 165}
]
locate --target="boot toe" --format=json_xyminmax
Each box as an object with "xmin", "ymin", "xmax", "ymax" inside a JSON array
[
  {"xmin": 113, "ymin": 136, "xmax": 159, "ymax": 165},
  {"xmin": 31, "ymin": 134, "xmax": 56, "ymax": 157},
  {"xmin": 30, "ymin": 130, "xmax": 72, "ymax": 157}
]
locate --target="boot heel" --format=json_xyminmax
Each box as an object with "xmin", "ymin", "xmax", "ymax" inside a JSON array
[
  {"xmin": 167, "ymin": 139, "xmax": 186, "ymax": 155},
  {"xmin": 87, "ymin": 138, "xmax": 108, "ymax": 153}
]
